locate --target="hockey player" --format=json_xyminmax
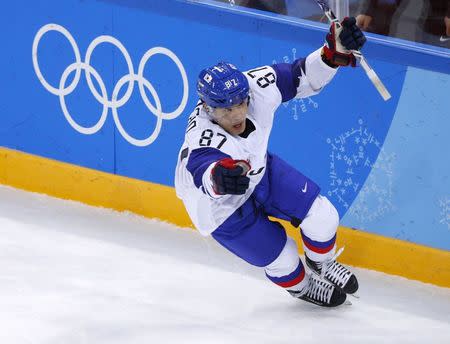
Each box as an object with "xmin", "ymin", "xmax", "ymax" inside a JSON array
[{"xmin": 175, "ymin": 17, "xmax": 366, "ymax": 307}]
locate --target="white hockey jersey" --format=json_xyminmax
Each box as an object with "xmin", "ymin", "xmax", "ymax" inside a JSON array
[{"xmin": 175, "ymin": 48, "xmax": 337, "ymax": 235}]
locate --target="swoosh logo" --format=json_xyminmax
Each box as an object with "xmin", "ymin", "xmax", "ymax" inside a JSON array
[
  {"xmin": 302, "ymin": 182, "xmax": 308, "ymax": 193},
  {"xmin": 439, "ymin": 36, "xmax": 450, "ymax": 42}
]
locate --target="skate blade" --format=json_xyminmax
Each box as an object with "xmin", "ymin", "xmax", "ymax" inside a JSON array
[
  {"xmin": 349, "ymin": 292, "xmax": 360, "ymax": 299},
  {"xmin": 343, "ymin": 299, "xmax": 352, "ymax": 306}
]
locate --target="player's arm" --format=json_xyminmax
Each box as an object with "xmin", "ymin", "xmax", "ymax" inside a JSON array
[
  {"xmin": 272, "ymin": 17, "xmax": 366, "ymax": 102},
  {"xmin": 186, "ymin": 147, "xmax": 251, "ymax": 198}
]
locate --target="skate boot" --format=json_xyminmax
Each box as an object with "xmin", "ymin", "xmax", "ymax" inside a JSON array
[
  {"xmin": 305, "ymin": 247, "xmax": 358, "ymax": 294},
  {"xmin": 288, "ymin": 273, "xmax": 347, "ymax": 307}
]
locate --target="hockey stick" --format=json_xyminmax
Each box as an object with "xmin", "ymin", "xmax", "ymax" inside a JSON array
[{"xmin": 315, "ymin": 0, "xmax": 391, "ymax": 101}]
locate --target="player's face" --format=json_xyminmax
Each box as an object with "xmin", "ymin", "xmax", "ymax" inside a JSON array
[{"xmin": 213, "ymin": 100, "xmax": 248, "ymax": 136}]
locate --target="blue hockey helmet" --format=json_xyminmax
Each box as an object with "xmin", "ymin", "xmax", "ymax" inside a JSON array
[{"xmin": 197, "ymin": 62, "xmax": 249, "ymax": 108}]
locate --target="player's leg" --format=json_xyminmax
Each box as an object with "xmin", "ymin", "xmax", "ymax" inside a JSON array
[
  {"xmin": 263, "ymin": 231, "xmax": 346, "ymax": 307},
  {"xmin": 300, "ymin": 195, "xmax": 358, "ymax": 294},
  {"xmin": 255, "ymin": 153, "xmax": 358, "ymax": 294},
  {"xmin": 211, "ymin": 201, "xmax": 288, "ymax": 269},
  {"xmin": 212, "ymin": 201, "xmax": 346, "ymax": 307}
]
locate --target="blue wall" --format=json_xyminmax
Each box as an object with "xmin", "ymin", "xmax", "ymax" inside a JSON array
[{"xmin": 0, "ymin": 0, "xmax": 449, "ymax": 249}]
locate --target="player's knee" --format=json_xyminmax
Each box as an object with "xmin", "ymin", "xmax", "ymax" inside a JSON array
[
  {"xmin": 264, "ymin": 237, "xmax": 299, "ymax": 278},
  {"xmin": 302, "ymin": 195, "xmax": 339, "ymax": 240},
  {"xmin": 324, "ymin": 196, "xmax": 340, "ymax": 230}
]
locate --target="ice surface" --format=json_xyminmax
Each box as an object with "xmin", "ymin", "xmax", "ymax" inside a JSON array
[{"xmin": 0, "ymin": 185, "xmax": 449, "ymax": 344}]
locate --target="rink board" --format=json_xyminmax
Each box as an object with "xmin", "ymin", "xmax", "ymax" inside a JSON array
[
  {"xmin": 1, "ymin": 147, "xmax": 449, "ymax": 288},
  {"xmin": 0, "ymin": 0, "xmax": 449, "ymax": 276}
]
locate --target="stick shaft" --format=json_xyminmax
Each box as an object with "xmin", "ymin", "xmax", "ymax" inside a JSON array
[{"xmin": 315, "ymin": 0, "xmax": 391, "ymax": 101}]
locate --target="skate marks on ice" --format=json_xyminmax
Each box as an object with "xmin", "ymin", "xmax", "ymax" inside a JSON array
[{"xmin": 0, "ymin": 185, "xmax": 449, "ymax": 344}]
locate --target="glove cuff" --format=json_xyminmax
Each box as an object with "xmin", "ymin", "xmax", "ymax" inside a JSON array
[
  {"xmin": 323, "ymin": 45, "xmax": 356, "ymax": 67},
  {"xmin": 215, "ymin": 158, "xmax": 250, "ymax": 174}
]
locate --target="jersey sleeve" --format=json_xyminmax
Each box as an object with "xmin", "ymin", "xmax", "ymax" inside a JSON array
[
  {"xmin": 272, "ymin": 47, "xmax": 338, "ymax": 102},
  {"xmin": 244, "ymin": 65, "xmax": 283, "ymax": 111},
  {"xmin": 186, "ymin": 147, "xmax": 230, "ymax": 198}
]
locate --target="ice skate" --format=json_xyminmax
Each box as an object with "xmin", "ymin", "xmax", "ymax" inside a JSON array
[
  {"xmin": 288, "ymin": 273, "xmax": 347, "ymax": 307},
  {"xmin": 305, "ymin": 247, "xmax": 359, "ymax": 294}
]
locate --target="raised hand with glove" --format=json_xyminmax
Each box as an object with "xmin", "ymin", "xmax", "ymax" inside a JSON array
[
  {"xmin": 211, "ymin": 158, "xmax": 251, "ymax": 195},
  {"xmin": 322, "ymin": 17, "xmax": 367, "ymax": 67}
]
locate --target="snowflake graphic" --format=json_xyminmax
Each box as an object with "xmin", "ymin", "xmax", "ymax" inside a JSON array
[
  {"xmin": 273, "ymin": 48, "xmax": 319, "ymax": 121},
  {"xmin": 347, "ymin": 148, "xmax": 396, "ymax": 223},
  {"xmin": 326, "ymin": 118, "xmax": 396, "ymax": 223}
]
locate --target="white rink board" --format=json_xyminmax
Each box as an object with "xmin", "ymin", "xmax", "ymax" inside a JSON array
[{"xmin": 0, "ymin": 185, "xmax": 449, "ymax": 344}]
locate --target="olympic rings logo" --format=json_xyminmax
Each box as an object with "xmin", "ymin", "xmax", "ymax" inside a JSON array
[{"xmin": 32, "ymin": 23, "xmax": 189, "ymax": 147}]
